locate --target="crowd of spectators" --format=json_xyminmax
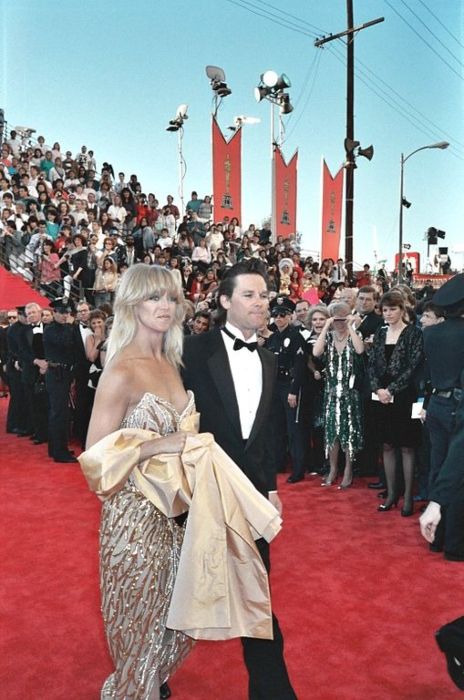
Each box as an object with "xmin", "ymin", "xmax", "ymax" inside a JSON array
[{"xmin": 1, "ymin": 127, "xmax": 463, "ymax": 561}]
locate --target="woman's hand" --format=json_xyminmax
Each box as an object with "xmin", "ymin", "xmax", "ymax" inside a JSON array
[
  {"xmin": 377, "ymin": 388, "xmax": 392, "ymax": 404},
  {"xmin": 140, "ymin": 432, "xmax": 197, "ymax": 460},
  {"xmin": 314, "ymin": 370, "xmax": 322, "ymax": 381}
]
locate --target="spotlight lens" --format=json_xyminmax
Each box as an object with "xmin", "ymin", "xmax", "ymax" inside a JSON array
[
  {"xmin": 254, "ymin": 86, "xmax": 263, "ymax": 102},
  {"xmin": 262, "ymin": 70, "xmax": 278, "ymax": 88},
  {"xmin": 280, "ymin": 73, "xmax": 291, "ymax": 88}
]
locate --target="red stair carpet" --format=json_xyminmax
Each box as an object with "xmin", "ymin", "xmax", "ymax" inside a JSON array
[
  {"xmin": 1, "ymin": 396, "xmax": 461, "ymax": 699},
  {"xmin": 0, "ymin": 266, "xmax": 45, "ymax": 308}
]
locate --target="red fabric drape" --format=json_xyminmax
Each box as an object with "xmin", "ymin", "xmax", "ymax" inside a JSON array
[
  {"xmin": 321, "ymin": 160, "xmax": 344, "ymax": 261},
  {"xmin": 274, "ymin": 146, "xmax": 298, "ymax": 239},
  {"xmin": 212, "ymin": 117, "xmax": 242, "ymax": 224}
]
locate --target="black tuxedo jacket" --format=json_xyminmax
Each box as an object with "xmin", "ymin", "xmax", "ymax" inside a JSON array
[
  {"xmin": 182, "ymin": 328, "xmax": 278, "ymax": 495},
  {"xmin": 18, "ymin": 325, "xmax": 43, "ymax": 385}
]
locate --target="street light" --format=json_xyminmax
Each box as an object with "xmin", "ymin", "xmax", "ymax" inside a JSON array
[
  {"xmin": 255, "ymin": 70, "xmax": 293, "ymax": 239},
  {"xmin": 398, "ymin": 141, "xmax": 449, "ymax": 283},
  {"xmin": 166, "ymin": 104, "xmax": 189, "ymax": 216}
]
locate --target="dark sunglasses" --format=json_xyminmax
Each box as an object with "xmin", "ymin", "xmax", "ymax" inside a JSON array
[{"xmin": 8, "ymin": 315, "xmax": 17, "ymax": 320}]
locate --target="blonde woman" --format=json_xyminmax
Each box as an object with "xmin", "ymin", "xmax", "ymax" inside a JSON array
[{"xmin": 86, "ymin": 264, "xmax": 196, "ymax": 699}]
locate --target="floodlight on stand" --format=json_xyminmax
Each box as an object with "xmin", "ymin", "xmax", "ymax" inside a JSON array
[
  {"xmin": 402, "ymin": 197, "xmax": 412, "ymax": 208},
  {"xmin": 255, "ymin": 85, "xmax": 272, "ymax": 102},
  {"xmin": 205, "ymin": 65, "xmax": 232, "ymax": 100},
  {"xmin": 275, "ymin": 73, "xmax": 292, "ymax": 90},
  {"xmin": 166, "ymin": 104, "xmax": 188, "ymax": 132},
  {"xmin": 261, "ymin": 70, "xmax": 279, "ymax": 88}
]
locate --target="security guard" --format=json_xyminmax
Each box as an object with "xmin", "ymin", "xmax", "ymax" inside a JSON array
[
  {"xmin": 43, "ymin": 298, "xmax": 78, "ymax": 463},
  {"xmin": 267, "ymin": 297, "xmax": 308, "ymax": 483},
  {"xmin": 5, "ymin": 307, "xmax": 32, "ymax": 435},
  {"xmin": 424, "ymin": 273, "xmax": 464, "ymax": 560}
]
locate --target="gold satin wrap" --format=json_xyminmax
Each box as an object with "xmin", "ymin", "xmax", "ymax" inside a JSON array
[{"xmin": 79, "ymin": 413, "xmax": 282, "ymax": 641}]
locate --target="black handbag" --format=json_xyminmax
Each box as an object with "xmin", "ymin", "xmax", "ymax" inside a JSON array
[{"xmin": 436, "ymin": 616, "xmax": 464, "ymax": 690}]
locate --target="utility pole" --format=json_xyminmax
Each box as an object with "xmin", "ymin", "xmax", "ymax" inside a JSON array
[{"xmin": 315, "ymin": 3, "xmax": 384, "ymax": 279}]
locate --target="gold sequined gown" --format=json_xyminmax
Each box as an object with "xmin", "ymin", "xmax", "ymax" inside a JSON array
[{"xmin": 100, "ymin": 391, "xmax": 195, "ymax": 700}]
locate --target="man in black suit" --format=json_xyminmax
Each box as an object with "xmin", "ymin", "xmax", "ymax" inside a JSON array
[
  {"xmin": 182, "ymin": 260, "xmax": 296, "ymax": 700},
  {"xmin": 18, "ymin": 302, "xmax": 48, "ymax": 444},
  {"xmin": 72, "ymin": 301, "xmax": 92, "ymax": 447}
]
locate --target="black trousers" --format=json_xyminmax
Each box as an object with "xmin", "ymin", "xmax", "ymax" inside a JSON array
[
  {"xmin": 5, "ymin": 366, "xmax": 30, "ymax": 433},
  {"xmin": 241, "ymin": 538, "xmax": 297, "ymax": 700},
  {"xmin": 274, "ymin": 381, "xmax": 307, "ymax": 480},
  {"xmin": 45, "ymin": 368, "xmax": 72, "ymax": 459},
  {"xmin": 427, "ymin": 394, "xmax": 464, "ymax": 556},
  {"xmin": 23, "ymin": 382, "xmax": 48, "ymax": 442}
]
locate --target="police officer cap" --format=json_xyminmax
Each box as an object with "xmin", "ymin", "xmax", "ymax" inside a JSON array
[
  {"xmin": 271, "ymin": 297, "xmax": 295, "ymax": 314},
  {"xmin": 16, "ymin": 306, "xmax": 26, "ymax": 315},
  {"xmin": 433, "ymin": 273, "xmax": 464, "ymax": 308},
  {"xmin": 50, "ymin": 297, "xmax": 73, "ymax": 313}
]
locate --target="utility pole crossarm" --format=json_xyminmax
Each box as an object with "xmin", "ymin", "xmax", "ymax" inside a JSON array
[{"xmin": 314, "ymin": 17, "xmax": 384, "ymax": 47}]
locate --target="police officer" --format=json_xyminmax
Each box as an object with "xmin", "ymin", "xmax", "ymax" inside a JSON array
[
  {"xmin": 5, "ymin": 307, "xmax": 32, "ymax": 436},
  {"xmin": 43, "ymin": 298, "xmax": 78, "ymax": 463},
  {"xmin": 423, "ymin": 273, "xmax": 464, "ymax": 560},
  {"xmin": 267, "ymin": 297, "xmax": 308, "ymax": 483}
]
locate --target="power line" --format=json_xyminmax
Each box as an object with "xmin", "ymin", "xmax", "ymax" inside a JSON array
[
  {"xmin": 327, "ymin": 44, "xmax": 464, "ymax": 162},
  {"xmin": 224, "ymin": 0, "xmax": 316, "ymax": 38},
  {"xmin": 417, "ymin": 0, "xmax": 464, "ymax": 50},
  {"xmin": 398, "ymin": 0, "xmax": 463, "ymax": 68},
  {"xmin": 226, "ymin": 0, "xmax": 463, "ymax": 153},
  {"xmin": 286, "ymin": 51, "xmax": 323, "ymax": 141},
  {"xmin": 252, "ymin": 0, "xmax": 326, "ymax": 35},
  {"xmin": 384, "ymin": 0, "xmax": 464, "ymax": 81}
]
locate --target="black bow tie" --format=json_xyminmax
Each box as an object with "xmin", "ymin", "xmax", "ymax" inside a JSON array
[
  {"xmin": 80, "ymin": 322, "xmax": 88, "ymax": 328},
  {"xmin": 222, "ymin": 327, "xmax": 258, "ymax": 352},
  {"xmin": 31, "ymin": 324, "xmax": 41, "ymax": 328}
]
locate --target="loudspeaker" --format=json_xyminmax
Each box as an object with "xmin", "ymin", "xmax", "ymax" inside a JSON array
[{"xmin": 358, "ymin": 145, "xmax": 374, "ymax": 161}]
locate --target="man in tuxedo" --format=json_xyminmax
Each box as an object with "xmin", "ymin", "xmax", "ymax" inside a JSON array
[
  {"xmin": 72, "ymin": 301, "xmax": 93, "ymax": 447},
  {"xmin": 182, "ymin": 260, "xmax": 297, "ymax": 700},
  {"xmin": 18, "ymin": 302, "xmax": 48, "ymax": 444}
]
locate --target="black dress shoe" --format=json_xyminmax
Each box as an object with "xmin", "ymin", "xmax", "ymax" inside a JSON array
[
  {"xmin": 17, "ymin": 431, "xmax": 33, "ymax": 437},
  {"xmin": 33, "ymin": 439, "xmax": 45, "ymax": 445},
  {"xmin": 444, "ymin": 552, "xmax": 464, "ymax": 562},
  {"xmin": 160, "ymin": 682, "xmax": 171, "ymax": 699},
  {"xmin": 54, "ymin": 455, "xmax": 78, "ymax": 463},
  {"xmin": 368, "ymin": 481, "xmax": 385, "ymax": 490},
  {"xmin": 286, "ymin": 475, "xmax": 304, "ymax": 483}
]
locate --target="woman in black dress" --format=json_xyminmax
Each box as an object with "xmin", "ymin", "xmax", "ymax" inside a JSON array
[{"xmin": 368, "ymin": 290, "xmax": 424, "ymax": 516}]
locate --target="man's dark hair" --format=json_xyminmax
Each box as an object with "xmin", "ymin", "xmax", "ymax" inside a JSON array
[
  {"xmin": 422, "ymin": 301, "xmax": 445, "ymax": 318},
  {"xmin": 194, "ymin": 310, "xmax": 211, "ymax": 321},
  {"xmin": 358, "ymin": 285, "xmax": 377, "ymax": 297}
]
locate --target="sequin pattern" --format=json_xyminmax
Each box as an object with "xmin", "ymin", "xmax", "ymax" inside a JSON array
[
  {"xmin": 322, "ymin": 335, "xmax": 363, "ymax": 459},
  {"xmin": 100, "ymin": 391, "xmax": 195, "ymax": 699}
]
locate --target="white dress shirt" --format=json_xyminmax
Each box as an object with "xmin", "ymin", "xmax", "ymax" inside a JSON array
[{"xmin": 222, "ymin": 322, "xmax": 262, "ymax": 440}]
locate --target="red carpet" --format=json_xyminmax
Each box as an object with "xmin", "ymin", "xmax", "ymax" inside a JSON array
[
  {"xmin": 1, "ymin": 396, "xmax": 461, "ymax": 699},
  {"xmin": 0, "ymin": 266, "xmax": 45, "ymax": 308}
]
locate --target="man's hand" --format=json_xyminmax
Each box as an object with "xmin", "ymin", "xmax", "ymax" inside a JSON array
[
  {"xmin": 269, "ymin": 492, "xmax": 283, "ymax": 517},
  {"xmin": 419, "ymin": 501, "xmax": 441, "ymax": 543},
  {"xmin": 287, "ymin": 393, "xmax": 297, "ymax": 408},
  {"xmin": 377, "ymin": 388, "xmax": 392, "ymax": 404}
]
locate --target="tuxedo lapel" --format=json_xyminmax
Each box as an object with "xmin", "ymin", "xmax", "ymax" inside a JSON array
[
  {"xmin": 207, "ymin": 332, "xmax": 242, "ymax": 441},
  {"xmin": 246, "ymin": 347, "xmax": 274, "ymax": 449}
]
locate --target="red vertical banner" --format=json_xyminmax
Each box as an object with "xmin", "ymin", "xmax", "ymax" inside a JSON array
[
  {"xmin": 212, "ymin": 117, "xmax": 242, "ymax": 224},
  {"xmin": 274, "ymin": 146, "xmax": 298, "ymax": 239},
  {"xmin": 321, "ymin": 160, "xmax": 344, "ymax": 261}
]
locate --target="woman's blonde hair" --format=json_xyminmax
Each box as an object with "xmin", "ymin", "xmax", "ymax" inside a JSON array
[
  {"xmin": 105, "ymin": 264, "xmax": 185, "ymax": 367},
  {"xmin": 328, "ymin": 301, "xmax": 351, "ymax": 318}
]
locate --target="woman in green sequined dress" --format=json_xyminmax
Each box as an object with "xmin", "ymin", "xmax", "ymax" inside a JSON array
[{"xmin": 313, "ymin": 301, "xmax": 365, "ymax": 488}]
